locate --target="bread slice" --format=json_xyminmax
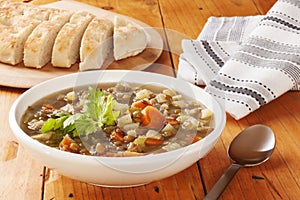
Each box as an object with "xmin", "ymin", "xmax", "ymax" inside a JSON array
[
  {"xmin": 79, "ymin": 18, "xmax": 113, "ymax": 71},
  {"xmin": 113, "ymin": 16, "xmax": 147, "ymax": 60},
  {"xmin": 0, "ymin": 21, "xmax": 39, "ymax": 65},
  {"xmin": 0, "ymin": 1, "xmax": 32, "ymax": 25},
  {"xmin": 0, "ymin": 0, "xmax": 9, "ymax": 7},
  {"xmin": 0, "ymin": 1, "xmax": 54, "ymax": 65},
  {"xmin": 0, "ymin": 7, "xmax": 21, "ymax": 25},
  {"xmin": 0, "ymin": 2, "xmax": 51, "ymax": 26},
  {"xmin": 48, "ymin": 8, "xmax": 73, "ymax": 25},
  {"xmin": 23, "ymin": 9, "xmax": 73, "ymax": 68},
  {"xmin": 23, "ymin": 6, "xmax": 51, "ymax": 21},
  {"xmin": 51, "ymin": 11, "xmax": 94, "ymax": 68},
  {"xmin": 23, "ymin": 21, "xmax": 63, "ymax": 68}
]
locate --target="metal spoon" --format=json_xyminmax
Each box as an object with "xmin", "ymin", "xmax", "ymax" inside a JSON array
[{"xmin": 204, "ymin": 124, "xmax": 276, "ymax": 200}]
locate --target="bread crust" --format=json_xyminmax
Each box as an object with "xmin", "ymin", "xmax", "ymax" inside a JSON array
[
  {"xmin": 113, "ymin": 16, "xmax": 147, "ymax": 60},
  {"xmin": 24, "ymin": 21, "xmax": 62, "ymax": 68},
  {"xmin": 51, "ymin": 11, "xmax": 94, "ymax": 68},
  {"xmin": 0, "ymin": 1, "xmax": 148, "ymax": 69},
  {"xmin": 0, "ymin": 1, "xmax": 52, "ymax": 65},
  {"xmin": 0, "ymin": 21, "xmax": 39, "ymax": 65},
  {"xmin": 23, "ymin": 9, "xmax": 73, "ymax": 68},
  {"xmin": 79, "ymin": 18, "xmax": 113, "ymax": 71}
]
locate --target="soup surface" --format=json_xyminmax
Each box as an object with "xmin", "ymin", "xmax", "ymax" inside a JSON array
[{"xmin": 21, "ymin": 81, "xmax": 214, "ymax": 156}]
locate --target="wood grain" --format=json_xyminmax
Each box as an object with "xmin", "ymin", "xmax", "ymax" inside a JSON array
[
  {"xmin": 0, "ymin": 87, "xmax": 44, "ymax": 199},
  {"xmin": 0, "ymin": 0, "xmax": 299, "ymax": 199}
]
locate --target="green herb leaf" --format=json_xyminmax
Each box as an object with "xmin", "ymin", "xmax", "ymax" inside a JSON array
[
  {"xmin": 41, "ymin": 112, "xmax": 72, "ymax": 134},
  {"xmin": 100, "ymin": 93, "xmax": 120, "ymax": 126},
  {"xmin": 41, "ymin": 118, "xmax": 56, "ymax": 134},
  {"xmin": 82, "ymin": 87, "xmax": 119, "ymax": 129},
  {"xmin": 41, "ymin": 87, "xmax": 120, "ymax": 137},
  {"xmin": 63, "ymin": 113, "xmax": 81, "ymax": 128},
  {"xmin": 74, "ymin": 115, "xmax": 99, "ymax": 136},
  {"xmin": 84, "ymin": 87, "xmax": 103, "ymax": 120}
]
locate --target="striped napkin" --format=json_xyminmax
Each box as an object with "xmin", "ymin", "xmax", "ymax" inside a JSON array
[{"xmin": 178, "ymin": 0, "xmax": 300, "ymax": 120}]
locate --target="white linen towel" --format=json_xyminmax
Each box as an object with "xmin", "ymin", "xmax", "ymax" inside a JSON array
[{"xmin": 178, "ymin": 0, "xmax": 300, "ymax": 120}]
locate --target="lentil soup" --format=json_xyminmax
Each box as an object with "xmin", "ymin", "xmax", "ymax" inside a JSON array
[{"xmin": 21, "ymin": 81, "xmax": 214, "ymax": 157}]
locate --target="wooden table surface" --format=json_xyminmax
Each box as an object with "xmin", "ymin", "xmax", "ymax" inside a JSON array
[{"xmin": 1, "ymin": 0, "xmax": 300, "ymax": 199}]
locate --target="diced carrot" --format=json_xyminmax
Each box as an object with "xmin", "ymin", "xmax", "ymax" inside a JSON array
[
  {"xmin": 59, "ymin": 135, "xmax": 72, "ymax": 147},
  {"xmin": 165, "ymin": 119, "xmax": 180, "ymax": 126},
  {"xmin": 43, "ymin": 104, "xmax": 55, "ymax": 110},
  {"xmin": 192, "ymin": 136, "xmax": 202, "ymax": 143},
  {"xmin": 110, "ymin": 130, "xmax": 125, "ymax": 142},
  {"xmin": 132, "ymin": 101, "xmax": 150, "ymax": 109},
  {"xmin": 141, "ymin": 105, "xmax": 164, "ymax": 130},
  {"xmin": 145, "ymin": 138, "xmax": 164, "ymax": 146},
  {"xmin": 59, "ymin": 134, "xmax": 79, "ymax": 153}
]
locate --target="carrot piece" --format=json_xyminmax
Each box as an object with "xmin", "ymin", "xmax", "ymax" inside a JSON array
[
  {"xmin": 141, "ymin": 105, "xmax": 164, "ymax": 130},
  {"xmin": 59, "ymin": 134, "xmax": 79, "ymax": 153},
  {"xmin": 165, "ymin": 119, "xmax": 180, "ymax": 126},
  {"xmin": 192, "ymin": 136, "xmax": 202, "ymax": 143},
  {"xmin": 110, "ymin": 130, "xmax": 124, "ymax": 142},
  {"xmin": 43, "ymin": 104, "xmax": 55, "ymax": 110},
  {"xmin": 132, "ymin": 101, "xmax": 150, "ymax": 109},
  {"xmin": 145, "ymin": 138, "xmax": 164, "ymax": 146}
]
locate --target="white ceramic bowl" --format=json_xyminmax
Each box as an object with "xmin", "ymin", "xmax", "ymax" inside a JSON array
[{"xmin": 9, "ymin": 70, "xmax": 225, "ymax": 187}]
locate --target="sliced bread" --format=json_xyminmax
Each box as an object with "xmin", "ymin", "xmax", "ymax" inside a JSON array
[
  {"xmin": 0, "ymin": 2, "xmax": 54, "ymax": 65},
  {"xmin": 0, "ymin": 1, "xmax": 32, "ymax": 25},
  {"xmin": 23, "ymin": 9, "xmax": 73, "ymax": 68},
  {"xmin": 51, "ymin": 11, "xmax": 94, "ymax": 68},
  {"xmin": 23, "ymin": 21, "xmax": 63, "ymax": 68},
  {"xmin": 79, "ymin": 18, "xmax": 113, "ymax": 71},
  {"xmin": 0, "ymin": 21, "xmax": 39, "ymax": 65},
  {"xmin": 48, "ymin": 8, "xmax": 73, "ymax": 25},
  {"xmin": 23, "ymin": 6, "xmax": 51, "ymax": 21},
  {"xmin": 113, "ymin": 15, "xmax": 147, "ymax": 60}
]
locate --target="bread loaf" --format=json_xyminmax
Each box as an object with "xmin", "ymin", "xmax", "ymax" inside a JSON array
[
  {"xmin": 24, "ymin": 22, "xmax": 63, "ymax": 68},
  {"xmin": 23, "ymin": 6, "xmax": 51, "ymax": 21},
  {"xmin": 0, "ymin": 1, "xmax": 52, "ymax": 65},
  {"xmin": 48, "ymin": 8, "xmax": 73, "ymax": 25},
  {"xmin": 0, "ymin": 1, "xmax": 149, "ymax": 69},
  {"xmin": 0, "ymin": 1, "xmax": 33, "ymax": 25},
  {"xmin": 113, "ymin": 16, "xmax": 147, "ymax": 60},
  {"xmin": 24, "ymin": 9, "xmax": 73, "ymax": 68},
  {"xmin": 0, "ymin": 0, "xmax": 9, "ymax": 7},
  {"xmin": 0, "ymin": 21, "xmax": 39, "ymax": 65},
  {"xmin": 51, "ymin": 11, "xmax": 94, "ymax": 68},
  {"xmin": 79, "ymin": 18, "xmax": 113, "ymax": 71}
]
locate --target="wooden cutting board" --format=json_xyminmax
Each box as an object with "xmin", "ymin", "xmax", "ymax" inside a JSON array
[{"xmin": 0, "ymin": 0, "xmax": 163, "ymax": 88}]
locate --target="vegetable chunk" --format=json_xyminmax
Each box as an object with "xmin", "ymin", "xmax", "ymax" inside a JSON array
[{"xmin": 141, "ymin": 105, "xmax": 165, "ymax": 130}]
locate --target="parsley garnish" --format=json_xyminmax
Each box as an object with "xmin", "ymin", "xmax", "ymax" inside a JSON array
[{"xmin": 41, "ymin": 87, "xmax": 120, "ymax": 137}]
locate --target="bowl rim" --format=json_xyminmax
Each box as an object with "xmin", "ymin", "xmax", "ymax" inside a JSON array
[{"xmin": 9, "ymin": 70, "xmax": 226, "ymax": 162}]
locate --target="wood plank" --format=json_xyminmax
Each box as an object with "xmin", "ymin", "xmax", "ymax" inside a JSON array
[
  {"xmin": 1, "ymin": 0, "xmax": 299, "ymax": 199},
  {"xmin": 201, "ymin": 92, "xmax": 300, "ymax": 199},
  {"xmin": 30, "ymin": 1, "xmax": 203, "ymax": 199},
  {"xmin": 158, "ymin": 0, "xmax": 207, "ymax": 70},
  {"xmin": 210, "ymin": 0, "xmax": 261, "ymax": 16},
  {"xmin": 253, "ymin": 95, "xmax": 300, "ymax": 199},
  {"xmin": 159, "ymin": 0, "xmax": 277, "ymax": 72},
  {"xmin": 252, "ymin": 0, "xmax": 277, "ymax": 14},
  {"xmin": 44, "ymin": 164, "xmax": 205, "ymax": 199},
  {"xmin": 78, "ymin": 0, "xmax": 175, "ymax": 77},
  {"xmin": 0, "ymin": 88, "xmax": 44, "ymax": 199}
]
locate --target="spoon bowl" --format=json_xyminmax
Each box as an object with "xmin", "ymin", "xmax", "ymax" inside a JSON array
[
  {"xmin": 228, "ymin": 124, "xmax": 275, "ymax": 166},
  {"xmin": 204, "ymin": 124, "xmax": 275, "ymax": 200}
]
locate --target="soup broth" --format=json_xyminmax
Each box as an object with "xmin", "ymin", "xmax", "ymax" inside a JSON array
[{"xmin": 21, "ymin": 81, "xmax": 214, "ymax": 157}]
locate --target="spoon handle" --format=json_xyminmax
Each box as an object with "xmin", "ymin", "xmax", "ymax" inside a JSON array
[{"xmin": 204, "ymin": 164, "xmax": 241, "ymax": 200}]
